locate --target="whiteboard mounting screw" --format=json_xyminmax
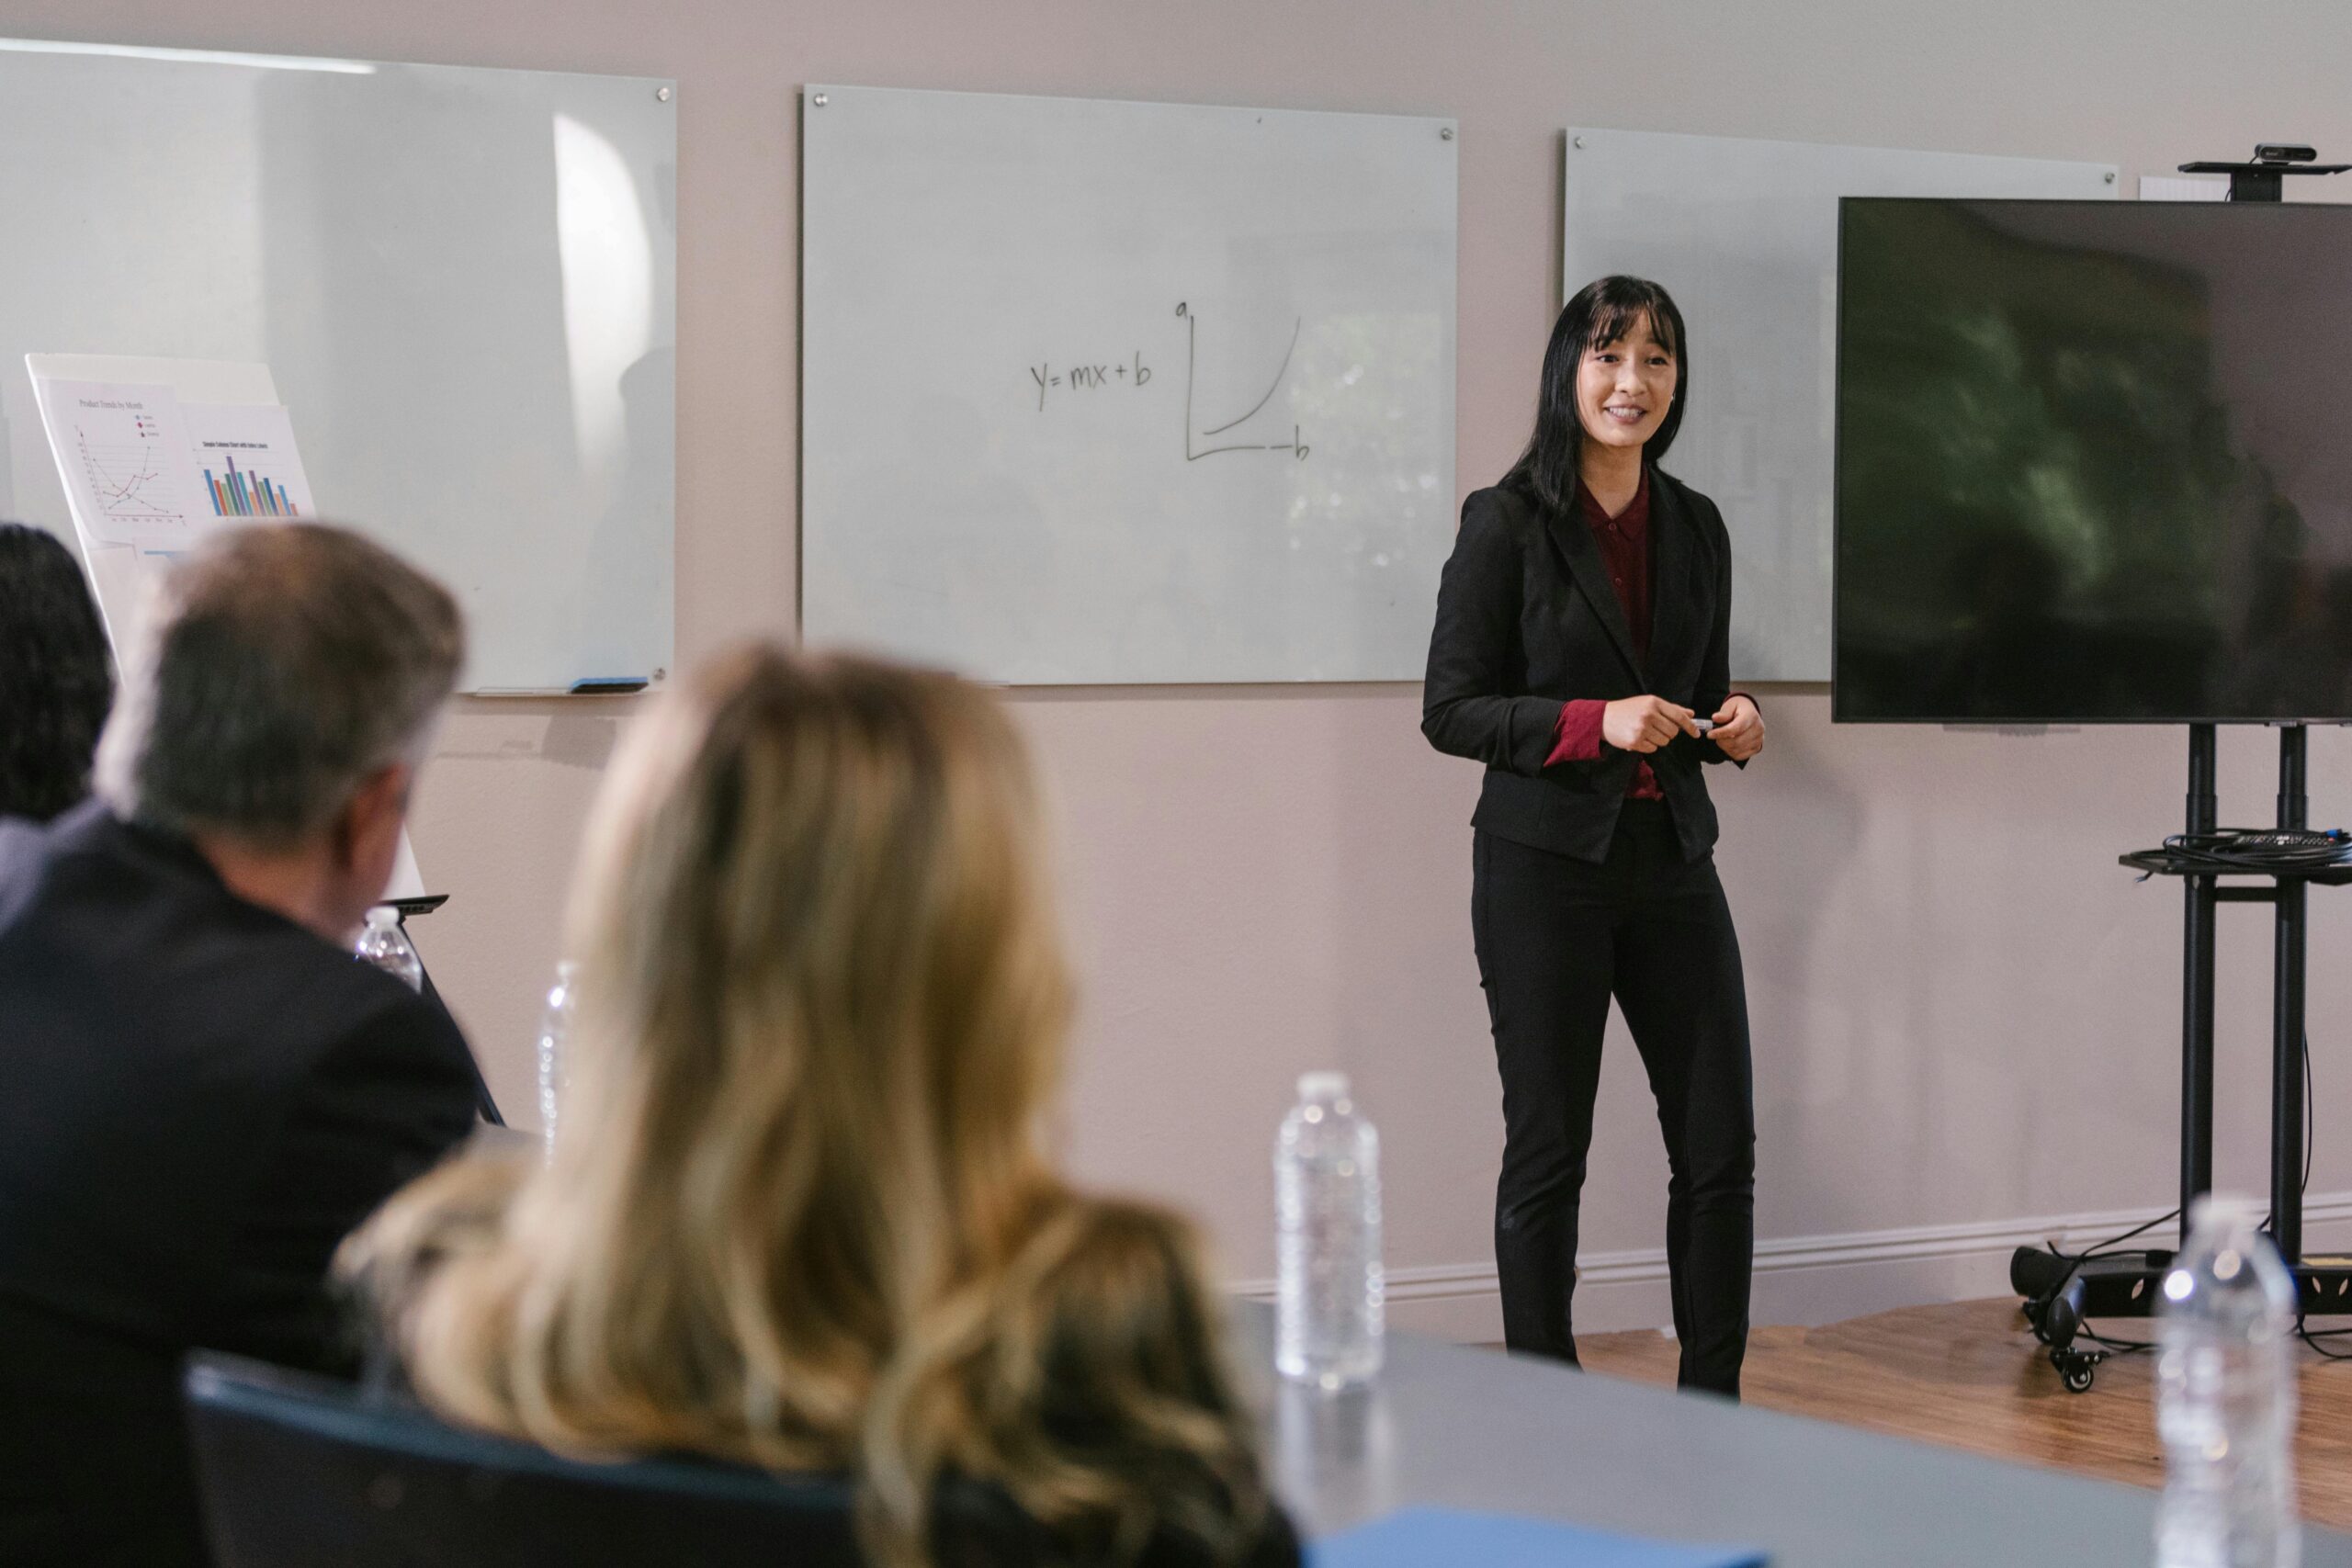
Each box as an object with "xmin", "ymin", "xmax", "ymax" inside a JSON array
[
  {"xmin": 812, "ymin": 92, "xmax": 828, "ymax": 107},
  {"xmin": 1440, "ymin": 126, "xmax": 1453, "ymax": 141},
  {"xmin": 657, "ymin": 86, "xmax": 671, "ymax": 102},
  {"xmin": 2104, "ymin": 170, "xmax": 2116, "ymax": 183},
  {"xmin": 652, "ymin": 668, "xmax": 667, "ymax": 682},
  {"xmin": 1573, "ymin": 136, "xmax": 1586, "ymax": 149}
]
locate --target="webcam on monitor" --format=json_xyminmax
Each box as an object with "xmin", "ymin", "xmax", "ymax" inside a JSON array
[{"xmin": 2177, "ymin": 141, "xmax": 2347, "ymax": 198}]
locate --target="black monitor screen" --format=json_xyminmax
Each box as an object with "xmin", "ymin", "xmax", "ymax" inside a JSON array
[{"xmin": 1834, "ymin": 198, "xmax": 2352, "ymax": 723}]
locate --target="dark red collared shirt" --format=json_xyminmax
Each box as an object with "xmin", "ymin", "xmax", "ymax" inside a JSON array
[{"xmin": 1546, "ymin": 468, "xmax": 1666, "ymax": 799}]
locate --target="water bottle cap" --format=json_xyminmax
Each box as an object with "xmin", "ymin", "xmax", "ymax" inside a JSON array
[
  {"xmin": 364, "ymin": 905, "xmax": 401, "ymax": 929},
  {"xmin": 1298, "ymin": 1071, "xmax": 1350, "ymax": 1101}
]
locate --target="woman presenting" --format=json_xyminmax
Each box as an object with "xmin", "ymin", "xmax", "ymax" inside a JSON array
[{"xmin": 1422, "ymin": 276, "xmax": 1763, "ymax": 1397}]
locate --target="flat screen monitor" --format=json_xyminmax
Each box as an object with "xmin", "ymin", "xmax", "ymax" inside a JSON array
[{"xmin": 1834, "ymin": 197, "xmax": 2352, "ymax": 723}]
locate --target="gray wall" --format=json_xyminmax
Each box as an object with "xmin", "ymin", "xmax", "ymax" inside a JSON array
[{"xmin": 11, "ymin": 0, "xmax": 2352, "ymax": 1333}]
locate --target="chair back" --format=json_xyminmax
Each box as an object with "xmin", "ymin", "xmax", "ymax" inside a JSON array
[{"xmin": 184, "ymin": 1353, "xmax": 865, "ymax": 1567}]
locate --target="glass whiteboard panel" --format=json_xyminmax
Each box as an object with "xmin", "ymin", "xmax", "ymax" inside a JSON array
[
  {"xmin": 0, "ymin": 39, "xmax": 676, "ymax": 693},
  {"xmin": 801, "ymin": 85, "xmax": 1457, "ymax": 684},
  {"xmin": 1563, "ymin": 127, "xmax": 2116, "ymax": 682}
]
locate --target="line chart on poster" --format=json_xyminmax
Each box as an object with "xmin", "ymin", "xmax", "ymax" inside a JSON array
[{"xmin": 76, "ymin": 424, "xmax": 187, "ymax": 525}]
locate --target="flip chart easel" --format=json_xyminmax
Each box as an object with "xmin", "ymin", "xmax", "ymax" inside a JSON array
[{"xmin": 27, "ymin": 352, "xmax": 427, "ymax": 904}]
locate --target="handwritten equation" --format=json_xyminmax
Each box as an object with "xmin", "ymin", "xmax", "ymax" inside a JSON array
[
  {"xmin": 1030, "ymin": 352, "xmax": 1151, "ymax": 411},
  {"xmin": 1017, "ymin": 306, "xmax": 1310, "ymax": 462}
]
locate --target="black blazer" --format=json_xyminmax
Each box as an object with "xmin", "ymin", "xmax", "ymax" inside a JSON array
[
  {"xmin": 0, "ymin": 803, "xmax": 483, "ymax": 1567},
  {"xmin": 1422, "ymin": 468, "xmax": 1740, "ymax": 864}
]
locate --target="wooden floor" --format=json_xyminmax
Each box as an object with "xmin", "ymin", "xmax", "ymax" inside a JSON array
[{"xmin": 1579, "ymin": 1298, "xmax": 2352, "ymax": 1531}]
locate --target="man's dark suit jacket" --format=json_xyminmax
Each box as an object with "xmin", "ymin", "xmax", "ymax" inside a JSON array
[
  {"xmin": 1422, "ymin": 468, "xmax": 1741, "ymax": 864},
  {"xmin": 0, "ymin": 802, "xmax": 482, "ymax": 1567}
]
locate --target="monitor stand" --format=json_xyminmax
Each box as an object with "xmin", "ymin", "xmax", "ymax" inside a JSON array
[
  {"xmin": 2009, "ymin": 141, "xmax": 2352, "ymax": 1394},
  {"xmin": 2013, "ymin": 724, "xmax": 2352, "ymax": 1393}
]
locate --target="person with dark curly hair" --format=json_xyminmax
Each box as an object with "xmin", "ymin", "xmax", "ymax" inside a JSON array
[{"xmin": 0, "ymin": 524, "xmax": 114, "ymax": 822}]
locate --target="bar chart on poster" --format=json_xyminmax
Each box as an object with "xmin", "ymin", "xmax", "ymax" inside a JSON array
[
  {"xmin": 0, "ymin": 38, "xmax": 677, "ymax": 694},
  {"xmin": 191, "ymin": 404, "xmax": 315, "ymax": 520},
  {"xmin": 800, "ymin": 85, "xmax": 1458, "ymax": 685}
]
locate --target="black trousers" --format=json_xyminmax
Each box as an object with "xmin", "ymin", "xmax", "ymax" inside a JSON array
[{"xmin": 1470, "ymin": 802, "xmax": 1756, "ymax": 1396}]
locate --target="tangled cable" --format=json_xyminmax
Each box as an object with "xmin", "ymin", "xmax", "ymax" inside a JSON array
[{"xmin": 2125, "ymin": 828, "xmax": 2352, "ymax": 879}]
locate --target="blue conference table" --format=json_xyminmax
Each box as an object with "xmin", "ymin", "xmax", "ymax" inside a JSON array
[{"xmin": 1238, "ymin": 1308, "xmax": 2352, "ymax": 1568}]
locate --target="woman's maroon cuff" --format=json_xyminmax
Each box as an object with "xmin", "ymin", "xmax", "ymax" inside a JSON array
[{"xmin": 1547, "ymin": 699, "xmax": 1608, "ymax": 766}]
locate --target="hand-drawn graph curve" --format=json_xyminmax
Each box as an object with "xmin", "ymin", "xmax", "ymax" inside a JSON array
[{"xmin": 1177, "ymin": 301, "xmax": 1309, "ymax": 461}]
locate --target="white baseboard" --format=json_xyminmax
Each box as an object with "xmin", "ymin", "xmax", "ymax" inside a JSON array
[{"xmin": 1236, "ymin": 1190, "xmax": 2352, "ymax": 1344}]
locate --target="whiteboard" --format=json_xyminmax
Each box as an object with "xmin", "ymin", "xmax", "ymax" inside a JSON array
[
  {"xmin": 801, "ymin": 86, "xmax": 1457, "ymax": 684},
  {"xmin": 1562, "ymin": 128, "xmax": 2117, "ymax": 682},
  {"xmin": 0, "ymin": 38, "xmax": 676, "ymax": 694}
]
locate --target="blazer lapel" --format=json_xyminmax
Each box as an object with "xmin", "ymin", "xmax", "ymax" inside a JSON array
[
  {"xmin": 1539, "ymin": 494, "xmax": 1645, "ymax": 685},
  {"xmin": 1647, "ymin": 473, "xmax": 1696, "ymax": 690}
]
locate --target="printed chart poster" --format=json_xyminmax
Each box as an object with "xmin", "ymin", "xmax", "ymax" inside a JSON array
[
  {"xmin": 185, "ymin": 402, "xmax": 317, "ymax": 522},
  {"xmin": 35, "ymin": 380, "xmax": 213, "ymax": 548}
]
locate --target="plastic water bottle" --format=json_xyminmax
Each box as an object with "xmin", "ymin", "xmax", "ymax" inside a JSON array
[
  {"xmin": 534, "ymin": 961, "xmax": 578, "ymax": 1161},
  {"xmin": 2156, "ymin": 1194, "xmax": 2300, "ymax": 1568},
  {"xmin": 1274, "ymin": 1071, "xmax": 1384, "ymax": 1390},
  {"xmin": 352, "ymin": 906, "xmax": 424, "ymax": 992}
]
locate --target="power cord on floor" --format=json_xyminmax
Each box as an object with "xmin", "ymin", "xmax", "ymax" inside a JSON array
[
  {"xmin": 2024, "ymin": 1209, "xmax": 2184, "ymax": 1356},
  {"xmin": 2297, "ymin": 1325, "xmax": 2352, "ymax": 1359},
  {"xmin": 2289, "ymin": 1032, "xmax": 2352, "ymax": 1354},
  {"xmin": 2023, "ymin": 1015, "xmax": 2340, "ymax": 1372},
  {"xmin": 2045, "ymin": 1207, "xmax": 2179, "ymax": 1266}
]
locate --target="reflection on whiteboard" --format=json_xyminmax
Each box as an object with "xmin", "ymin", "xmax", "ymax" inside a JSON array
[
  {"xmin": 802, "ymin": 85, "xmax": 1457, "ymax": 686},
  {"xmin": 1561, "ymin": 127, "xmax": 2117, "ymax": 682}
]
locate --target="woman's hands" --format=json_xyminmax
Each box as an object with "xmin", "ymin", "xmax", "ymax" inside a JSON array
[
  {"xmin": 1600, "ymin": 694, "xmax": 1766, "ymax": 761},
  {"xmin": 1710, "ymin": 694, "xmax": 1765, "ymax": 761},
  {"xmin": 1601, "ymin": 694, "xmax": 1696, "ymax": 753}
]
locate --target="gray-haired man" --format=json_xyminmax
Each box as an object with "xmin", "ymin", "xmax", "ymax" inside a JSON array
[{"xmin": 0, "ymin": 524, "xmax": 489, "ymax": 1567}]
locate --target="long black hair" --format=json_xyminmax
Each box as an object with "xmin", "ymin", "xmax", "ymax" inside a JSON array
[
  {"xmin": 0, "ymin": 523, "xmax": 114, "ymax": 821},
  {"xmin": 1506, "ymin": 275, "xmax": 1690, "ymax": 513}
]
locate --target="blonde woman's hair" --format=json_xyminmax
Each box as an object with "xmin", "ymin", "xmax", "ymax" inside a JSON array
[{"xmin": 342, "ymin": 645, "xmax": 1272, "ymax": 1565}]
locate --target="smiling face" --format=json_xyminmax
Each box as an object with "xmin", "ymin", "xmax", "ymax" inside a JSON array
[{"xmin": 1574, "ymin": 312, "xmax": 1679, "ymax": 456}]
